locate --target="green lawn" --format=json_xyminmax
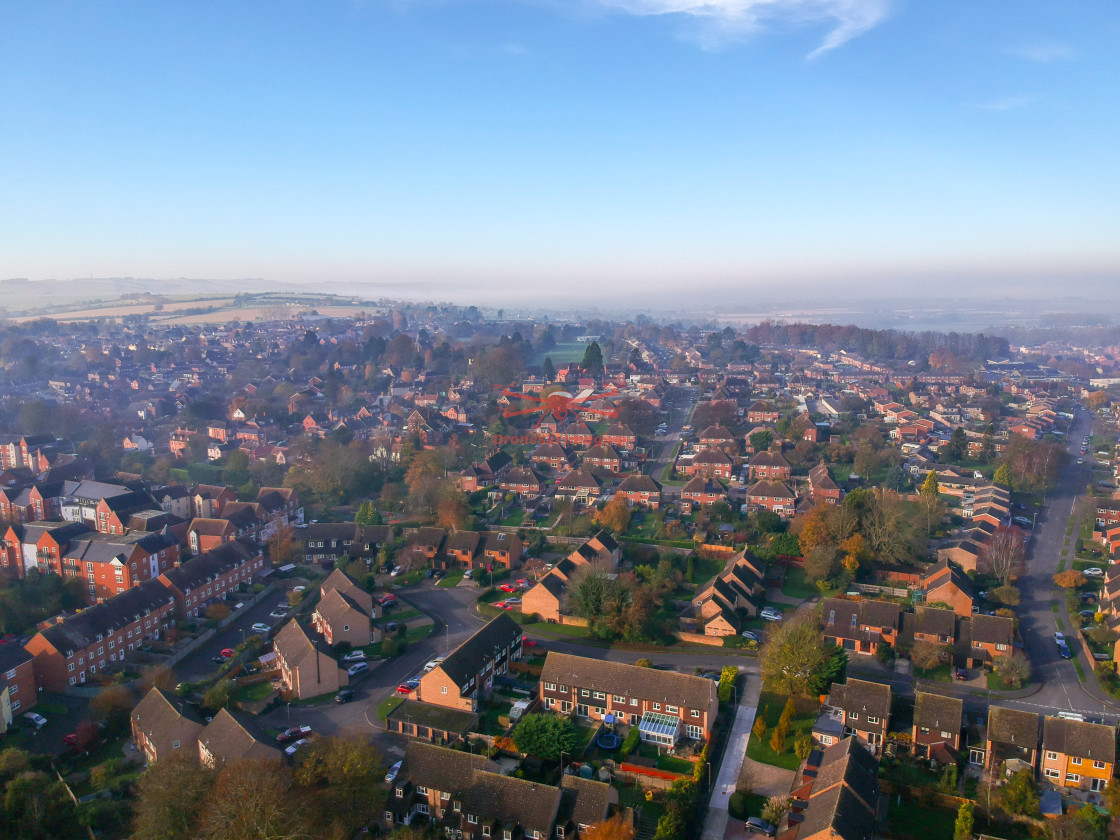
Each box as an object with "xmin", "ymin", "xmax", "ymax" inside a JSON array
[
  {"xmin": 655, "ymin": 754, "xmax": 695, "ymax": 775},
  {"xmin": 533, "ymin": 342, "xmax": 587, "ymax": 365},
  {"xmin": 781, "ymin": 565, "xmax": 818, "ymax": 600},
  {"xmin": 404, "ymin": 624, "xmax": 433, "ymax": 643},
  {"xmin": 437, "ymin": 570, "xmax": 465, "ymax": 587},
  {"xmin": 745, "ymin": 691, "xmax": 818, "ymax": 770},
  {"xmin": 376, "ymin": 695, "xmax": 404, "ymax": 721},
  {"xmin": 501, "ymin": 509, "xmax": 526, "ymax": 527},
  {"xmin": 235, "ymin": 681, "xmax": 276, "ymax": 702},
  {"xmin": 914, "ymin": 663, "xmax": 952, "ymax": 682},
  {"xmin": 885, "ymin": 800, "xmax": 957, "ymax": 840},
  {"xmin": 375, "ymin": 608, "xmax": 420, "ymax": 624}
]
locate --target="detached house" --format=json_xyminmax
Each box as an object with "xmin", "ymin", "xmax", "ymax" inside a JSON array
[
  {"xmin": 809, "ymin": 461, "xmax": 842, "ymax": 505},
  {"xmin": 272, "ymin": 619, "xmax": 348, "ymax": 700},
  {"xmin": 744, "ymin": 480, "xmax": 797, "ymax": 518},
  {"xmin": 1041, "ymin": 716, "xmax": 1114, "ymax": 792},
  {"xmin": 820, "ymin": 598, "xmax": 901, "ymax": 657},
  {"xmin": 312, "ymin": 568, "xmax": 377, "ymax": 648},
  {"xmin": 910, "ymin": 606, "xmax": 957, "ymax": 648},
  {"xmin": 197, "ymin": 708, "xmax": 281, "ymax": 768},
  {"xmin": 820, "ymin": 678, "xmax": 891, "ymax": 754},
  {"xmin": 415, "ymin": 614, "xmax": 523, "ymax": 712}
]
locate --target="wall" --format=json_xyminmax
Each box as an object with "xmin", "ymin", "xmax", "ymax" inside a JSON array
[{"xmin": 675, "ymin": 631, "xmax": 726, "ymax": 647}]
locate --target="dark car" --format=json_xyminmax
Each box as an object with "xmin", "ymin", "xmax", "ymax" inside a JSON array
[
  {"xmin": 745, "ymin": 817, "xmax": 776, "ymax": 837},
  {"xmin": 1058, "ymin": 643, "xmax": 1073, "ymax": 660},
  {"xmin": 335, "ymin": 689, "xmax": 355, "ymax": 704},
  {"xmin": 955, "ymin": 667, "xmax": 969, "ymax": 681}
]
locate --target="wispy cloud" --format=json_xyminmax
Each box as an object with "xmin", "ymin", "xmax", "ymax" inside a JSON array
[
  {"xmin": 970, "ymin": 95, "xmax": 1032, "ymax": 112},
  {"xmin": 589, "ymin": 0, "xmax": 893, "ymax": 57},
  {"xmin": 1006, "ymin": 41, "xmax": 1073, "ymax": 63}
]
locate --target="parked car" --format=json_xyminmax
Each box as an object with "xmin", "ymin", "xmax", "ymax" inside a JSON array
[
  {"xmin": 1058, "ymin": 643, "xmax": 1073, "ymax": 660},
  {"xmin": 335, "ymin": 689, "xmax": 355, "ymax": 704},
  {"xmin": 432, "ymin": 569, "xmax": 446, "ymax": 579},
  {"xmin": 1079, "ymin": 610, "xmax": 1097, "ymax": 619},
  {"xmin": 276, "ymin": 725, "xmax": 312, "ymax": 744},
  {"xmin": 503, "ymin": 597, "xmax": 522, "ymax": 605},
  {"xmin": 759, "ymin": 607, "xmax": 783, "ymax": 622},
  {"xmin": 499, "ymin": 584, "xmax": 518, "ymax": 593},
  {"xmin": 348, "ymin": 662, "xmax": 370, "ymax": 677},
  {"xmin": 211, "ymin": 655, "xmax": 226, "ymax": 664},
  {"xmin": 383, "ymin": 621, "xmax": 399, "ymax": 633},
  {"xmin": 741, "ymin": 630, "xmax": 761, "ymax": 643},
  {"xmin": 284, "ymin": 738, "xmax": 309, "ymax": 757},
  {"xmin": 1084, "ymin": 568, "xmax": 1104, "ymax": 577},
  {"xmin": 269, "ymin": 610, "xmax": 288, "ymax": 619},
  {"xmin": 220, "ymin": 648, "xmax": 235, "ymax": 658},
  {"xmin": 521, "ymin": 636, "xmax": 536, "ymax": 647},
  {"xmin": 23, "ymin": 712, "xmax": 47, "ymax": 728},
  {"xmin": 385, "ymin": 760, "xmax": 402, "ymax": 783},
  {"xmin": 341, "ymin": 651, "xmax": 367, "ymax": 662},
  {"xmin": 396, "ymin": 681, "xmax": 417, "ymax": 694},
  {"xmin": 390, "ymin": 566, "xmax": 403, "ymax": 577},
  {"xmin": 378, "ymin": 594, "xmax": 398, "ymax": 607},
  {"xmin": 1054, "ymin": 632, "xmax": 1067, "ymax": 647},
  {"xmin": 251, "ymin": 623, "xmax": 271, "ymax": 634},
  {"xmin": 954, "ymin": 667, "xmax": 969, "ymax": 681},
  {"xmin": 423, "ymin": 658, "xmax": 444, "ymax": 672},
  {"xmin": 745, "ymin": 817, "xmax": 776, "ymax": 837}
]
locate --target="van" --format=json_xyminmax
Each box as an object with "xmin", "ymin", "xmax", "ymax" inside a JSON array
[{"xmin": 1057, "ymin": 711, "xmax": 1085, "ymax": 722}]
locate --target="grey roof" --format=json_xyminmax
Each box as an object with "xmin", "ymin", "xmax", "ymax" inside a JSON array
[
  {"xmin": 398, "ymin": 741, "xmax": 497, "ymax": 795},
  {"xmin": 39, "ymin": 579, "xmax": 174, "ymax": 653},
  {"xmin": 796, "ymin": 784, "xmax": 876, "ymax": 840},
  {"xmin": 1042, "ymin": 717, "xmax": 1116, "ymax": 764},
  {"xmin": 914, "ymin": 691, "xmax": 963, "ymax": 735},
  {"xmin": 558, "ymin": 775, "xmax": 617, "ymax": 829},
  {"xmin": 540, "ymin": 652, "xmax": 716, "ymax": 711},
  {"xmin": 438, "ymin": 614, "xmax": 522, "ymax": 688},
  {"xmin": 811, "ymin": 737, "xmax": 879, "ymax": 812},
  {"xmin": 160, "ymin": 539, "xmax": 258, "ymax": 593},
  {"xmin": 828, "ymin": 678, "xmax": 891, "ymax": 720},
  {"xmin": 987, "ymin": 706, "xmax": 1039, "ymax": 748}
]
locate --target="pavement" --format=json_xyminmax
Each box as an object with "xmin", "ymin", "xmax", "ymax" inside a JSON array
[{"xmin": 701, "ymin": 674, "xmax": 761, "ymax": 840}]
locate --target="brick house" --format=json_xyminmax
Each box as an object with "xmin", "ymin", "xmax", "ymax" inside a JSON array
[
  {"xmin": 158, "ymin": 539, "xmax": 265, "ymax": 619},
  {"xmin": 554, "ymin": 468, "xmax": 602, "ymax": 503},
  {"xmin": 820, "ymin": 599, "xmax": 901, "ymax": 657},
  {"xmin": 912, "ymin": 691, "xmax": 963, "ymax": 764},
  {"xmin": 312, "ymin": 569, "xmax": 377, "ymax": 648},
  {"xmin": 383, "ymin": 742, "xmax": 616, "ymax": 839},
  {"xmin": 197, "ymin": 708, "xmax": 281, "ymax": 768},
  {"xmin": 582, "ymin": 443, "xmax": 622, "ymax": 473},
  {"xmin": 272, "ymin": 619, "xmax": 349, "ymax": 700},
  {"xmin": 748, "ymin": 450, "xmax": 792, "ymax": 481},
  {"xmin": 601, "ymin": 423, "xmax": 637, "ymax": 450},
  {"xmin": 520, "ymin": 572, "xmax": 568, "ymax": 623},
  {"xmin": 744, "ymin": 480, "xmax": 796, "ymax": 517},
  {"xmin": 24, "ymin": 579, "xmax": 176, "ymax": 690},
  {"xmin": 187, "ymin": 518, "xmax": 238, "ymax": 554},
  {"xmin": 415, "ymin": 614, "xmax": 523, "ymax": 712},
  {"xmin": 789, "ymin": 738, "xmax": 879, "ymax": 840},
  {"xmin": 615, "ymin": 474, "xmax": 662, "ymax": 509},
  {"xmin": 688, "ymin": 551, "xmax": 766, "ymax": 633},
  {"xmin": 130, "ymin": 686, "xmax": 204, "ymax": 765},
  {"xmin": 530, "ymin": 443, "xmax": 573, "ymax": 472},
  {"xmin": 921, "ymin": 559, "xmax": 976, "ymax": 617},
  {"xmin": 809, "ymin": 460, "xmax": 842, "ymax": 505},
  {"xmin": 984, "ymin": 706, "xmax": 1038, "ymax": 774},
  {"xmin": 964, "ymin": 614, "xmax": 1015, "ymax": 667},
  {"xmin": 747, "ymin": 401, "xmax": 780, "ymax": 424},
  {"xmin": 685, "ymin": 449, "xmax": 735, "ymax": 480},
  {"xmin": 1041, "ymin": 716, "xmax": 1114, "ymax": 792},
  {"xmin": 696, "ymin": 425, "xmax": 737, "ymax": 456},
  {"xmin": 0, "ymin": 645, "xmax": 36, "ymax": 718},
  {"xmin": 822, "ymin": 678, "xmax": 891, "ymax": 753},
  {"xmin": 910, "ymin": 606, "xmax": 957, "ymax": 649},
  {"xmin": 556, "ymin": 421, "xmax": 597, "ymax": 449},
  {"xmin": 680, "ymin": 476, "xmax": 727, "ymax": 508},
  {"xmin": 499, "ymin": 466, "xmax": 544, "ymax": 500},
  {"xmin": 540, "ymin": 651, "xmax": 718, "ymax": 742}
]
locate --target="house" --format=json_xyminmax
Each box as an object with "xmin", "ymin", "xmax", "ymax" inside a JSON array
[
  {"xmin": 23, "ymin": 579, "xmax": 176, "ymax": 691},
  {"xmin": 582, "ymin": 443, "xmax": 622, "ymax": 473},
  {"xmin": 382, "ymin": 741, "xmax": 617, "ymax": 839},
  {"xmin": 521, "ymin": 571, "xmax": 568, "ymax": 622},
  {"xmin": 696, "ymin": 425, "xmax": 737, "ymax": 456},
  {"xmin": 568, "ymin": 531, "xmax": 620, "ymax": 567},
  {"xmin": 686, "ymin": 449, "xmax": 735, "ymax": 480},
  {"xmin": 984, "ymin": 706, "xmax": 1039, "ymax": 774},
  {"xmin": 685, "ymin": 550, "xmax": 766, "ymax": 636},
  {"xmin": 821, "ymin": 678, "xmax": 891, "ymax": 753},
  {"xmin": 921, "ymin": 559, "xmax": 976, "ymax": 617},
  {"xmin": 744, "ymin": 480, "xmax": 797, "ymax": 517},
  {"xmin": 0, "ymin": 645, "xmax": 36, "ymax": 720},
  {"xmin": 819, "ymin": 598, "xmax": 901, "ymax": 657},
  {"xmin": 748, "ymin": 449, "xmax": 792, "ymax": 481},
  {"xmin": 530, "ymin": 442, "xmax": 573, "ymax": 472},
  {"xmin": 130, "ymin": 686, "xmax": 205, "ymax": 765},
  {"xmin": 615, "ymin": 474, "xmax": 662, "ymax": 509},
  {"xmin": 788, "ymin": 737, "xmax": 879, "ymax": 840},
  {"xmin": 680, "ymin": 476, "xmax": 727, "ymax": 509},
  {"xmin": 186, "ymin": 518, "xmax": 238, "ymax": 553},
  {"xmin": 747, "ymin": 401, "xmax": 780, "ymax": 424},
  {"xmin": 1040, "ymin": 716, "xmax": 1114, "ymax": 792},
  {"xmin": 965, "ymin": 614, "xmax": 1015, "ymax": 667},
  {"xmin": 540, "ymin": 651, "xmax": 718, "ymax": 741},
  {"xmin": 935, "ymin": 538, "xmax": 984, "ymax": 575},
  {"xmin": 415, "ymin": 614, "xmax": 523, "ymax": 711},
  {"xmin": 500, "ymin": 466, "xmax": 544, "ymax": 500},
  {"xmin": 554, "ymin": 468, "xmax": 602, "ymax": 502},
  {"xmin": 909, "ymin": 607, "xmax": 957, "ymax": 649},
  {"xmin": 912, "ymin": 692, "xmax": 963, "ymax": 764},
  {"xmin": 809, "ymin": 461, "xmax": 842, "ymax": 505},
  {"xmin": 272, "ymin": 619, "xmax": 349, "ymax": 700},
  {"xmin": 312, "ymin": 569, "xmax": 377, "ymax": 648},
  {"xmin": 197, "ymin": 708, "xmax": 281, "ymax": 768},
  {"xmin": 158, "ymin": 539, "xmax": 265, "ymax": 619}
]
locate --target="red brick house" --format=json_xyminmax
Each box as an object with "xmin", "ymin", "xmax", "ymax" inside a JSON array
[
  {"xmin": 747, "ymin": 449, "xmax": 792, "ymax": 481},
  {"xmin": 964, "ymin": 614, "xmax": 1015, "ymax": 667},
  {"xmin": 601, "ymin": 423, "xmax": 637, "ymax": 450},
  {"xmin": 499, "ymin": 466, "xmax": 544, "ymax": 500},
  {"xmin": 615, "ymin": 474, "xmax": 662, "ymax": 509},
  {"xmin": 809, "ymin": 460, "xmax": 842, "ymax": 505},
  {"xmin": 555, "ymin": 468, "xmax": 602, "ymax": 502},
  {"xmin": 747, "ymin": 401, "xmax": 780, "ymax": 424},
  {"xmin": 912, "ymin": 691, "xmax": 963, "ymax": 764},
  {"xmin": 582, "ymin": 443, "xmax": 622, "ymax": 473},
  {"xmin": 820, "ymin": 598, "xmax": 901, "ymax": 656},
  {"xmin": 685, "ymin": 449, "xmax": 735, "ymax": 480},
  {"xmin": 0, "ymin": 645, "xmax": 37, "ymax": 717},
  {"xmin": 744, "ymin": 480, "xmax": 796, "ymax": 517},
  {"xmin": 822, "ymin": 678, "xmax": 891, "ymax": 754},
  {"xmin": 530, "ymin": 442, "xmax": 573, "ymax": 472},
  {"xmin": 415, "ymin": 614, "xmax": 523, "ymax": 711},
  {"xmin": 680, "ymin": 476, "xmax": 727, "ymax": 508},
  {"xmin": 921, "ymin": 559, "xmax": 976, "ymax": 617},
  {"xmin": 158, "ymin": 540, "xmax": 265, "ymax": 619}
]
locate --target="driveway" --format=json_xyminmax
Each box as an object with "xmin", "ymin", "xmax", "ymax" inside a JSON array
[{"xmin": 175, "ymin": 589, "xmax": 294, "ymax": 683}]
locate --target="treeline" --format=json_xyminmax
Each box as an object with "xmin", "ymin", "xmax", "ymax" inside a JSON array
[{"xmin": 742, "ymin": 321, "xmax": 1010, "ymax": 363}]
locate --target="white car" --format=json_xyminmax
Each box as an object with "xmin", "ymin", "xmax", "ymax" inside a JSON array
[
  {"xmin": 390, "ymin": 566, "xmax": 403, "ymax": 577},
  {"xmin": 385, "ymin": 760, "xmax": 402, "ymax": 783},
  {"xmin": 23, "ymin": 712, "xmax": 47, "ymax": 728},
  {"xmin": 284, "ymin": 738, "xmax": 309, "ymax": 757},
  {"xmin": 342, "ymin": 650, "xmax": 367, "ymax": 662},
  {"xmin": 251, "ymin": 623, "xmax": 271, "ymax": 634},
  {"xmin": 423, "ymin": 658, "xmax": 444, "ymax": 672},
  {"xmin": 269, "ymin": 610, "xmax": 288, "ymax": 619},
  {"xmin": 1054, "ymin": 632, "xmax": 1066, "ymax": 646},
  {"xmin": 759, "ymin": 608, "xmax": 784, "ymax": 622},
  {"xmin": 1083, "ymin": 568, "xmax": 1104, "ymax": 577}
]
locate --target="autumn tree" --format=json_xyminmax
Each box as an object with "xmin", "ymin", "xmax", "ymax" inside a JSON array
[
  {"xmin": 582, "ymin": 815, "xmax": 635, "ymax": 840},
  {"xmin": 436, "ymin": 493, "xmax": 468, "ymax": 530},
  {"xmin": 594, "ymin": 497, "xmax": 632, "ymax": 534},
  {"xmin": 759, "ymin": 615, "xmax": 826, "ymax": 695},
  {"xmin": 994, "ymin": 654, "xmax": 1031, "ymax": 689},
  {"xmin": 198, "ymin": 759, "xmax": 311, "ymax": 840},
  {"xmin": 920, "ymin": 471, "xmax": 940, "ymax": 498},
  {"xmin": 1053, "ymin": 570, "xmax": 1087, "ymax": 589},
  {"xmin": 139, "ymin": 665, "xmax": 176, "ymax": 695},
  {"xmin": 267, "ymin": 526, "xmax": 296, "ymax": 565},
  {"xmin": 89, "ymin": 685, "xmax": 133, "ymax": 734},
  {"xmin": 132, "ymin": 754, "xmax": 215, "ymax": 840},
  {"xmin": 794, "ymin": 505, "xmax": 835, "ymax": 558},
  {"xmin": 862, "ymin": 489, "xmax": 915, "ymax": 565},
  {"xmin": 910, "ymin": 640, "xmax": 947, "ymax": 673},
  {"xmin": 980, "ymin": 525, "xmax": 1025, "ymax": 584},
  {"xmin": 993, "ymin": 463, "xmax": 1011, "ymax": 486},
  {"xmin": 294, "ymin": 732, "xmax": 384, "ymax": 835},
  {"xmin": 206, "ymin": 602, "xmax": 231, "ymax": 622}
]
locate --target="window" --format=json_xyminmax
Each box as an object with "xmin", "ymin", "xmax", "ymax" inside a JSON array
[
  {"xmin": 828, "ymin": 610, "xmax": 835, "ymax": 624},
  {"xmin": 172, "ymin": 740, "xmax": 180, "ymax": 749},
  {"xmin": 442, "ymin": 686, "xmax": 448, "ymax": 694},
  {"xmin": 10, "ymin": 699, "xmax": 19, "ymax": 711},
  {"xmin": 1067, "ymin": 774, "xmax": 1080, "ymax": 783},
  {"xmin": 1071, "ymin": 757, "xmax": 1082, "ymax": 766},
  {"xmin": 1091, "ymin": 778, "xmax": 1107, "ymax": 792},
  {"xmin": 1045, "ymin": 768, "xmax": 1061, "ymax": 779},
  {"xmin": 940, "ymin": 731, "xmax": 952, "ymax": 740},
  {"xmin": 97, "ymin": 647, "xmax": 104, "ymax": 656},
  {"xmin": 385, "ymin": 812, "xmax": 394, "ymax": 824},
  {"xmin": 68, "ymin": 663, "xmax": 75, "ymax": 672},
  {"xmin": 692, "ymin": 709, "xmax": 700, "ymax": 718},
  {"xmin": 593, "ymin": 691, "xmax": 605, "ymax": 700},
  {"xmin": 996, "ymin": 643, "xmax": 1008, "ymax": 651},
  {"xmin": 417, "ymin": 804, "xmax": 429, "ymax": 815},
  {"xmin": 850, "ymin": 614, "xmax": 857, "ymax": 628},
  {"xmin": 1094, "ymin": 760, "xmax": 1107, "ymax": 770},
  {"xmin": 343, "ymin": 625, "xmax": 349, "ymax": 632},
  {"xmin": 417, "ymin": 786, "xmax": 428, "ymax": 795},
  {"xmin": 483, "ymin": 828, "xmax": 491, "ymax": 837},
  {"xmin": 453, "ymin": 801, "xmax": 461, "ymax": 812},
  {"xmin": 1047, "ymin": 751, "xmax": 1058, "ymax": 760},
  {"xmin": 920, "ymin": 727, "xmax": 930, "ymax": 735},
  {"xmin": 867, "ymin": 716, "xmax": 879, "ymax": 725},
  {"xmin": 559, "ymin": 685, "xmax": 567, "ymax": 692},
  {"xmin": 849, "ymin": 712, "xmax": 859, "ymax": 721},
  {"xmin": 666, "ymin": 705, "xmax": 678, "ymax": 714},
  {"xmin": 686, "ymin": 724, "xmax": 704, "ymax": 740},
  {"xmin": 468, "ymin": 816, "xmax": 477, "ymax": 825},
  {"xmin": 613, "ymin": 695, "xmax": 626, "ymax": 703},
  {"xmin": 546, "ymin": 682, "xmax": 557, "ymax": 691},
  {"xmin": 396, "ymin": 788, "xmax": 404, "ymax": 798},
  {"xmin": 653, "ymin": 703, "xmax": 660, "ymax": 711},
  {"xmin": 581, "ymin": 689, "xmax": 590, "ymax": 697}
]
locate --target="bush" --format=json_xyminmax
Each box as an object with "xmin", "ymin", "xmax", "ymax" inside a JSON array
[
  {"xmin": 381, "ymin": 637, "xmax": 399, "ymax": 657},
  {"xmin": 635, "ymin": 658, "xmax": 653, "ymax": 668},
  {"xmin": 728, "ymin": 791, "xmax": 751, "ymax": 820},
  {"xmin": 620, "ymin": 726, "xmax": 641, "ymax": 756},
  {"xmin": 717, "ymin": 665, "xmax": 738, "ymax": 703}
]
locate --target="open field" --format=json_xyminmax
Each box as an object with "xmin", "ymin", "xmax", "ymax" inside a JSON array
[{"xmin": 12, "ymin": 297, "xmax": 384, "ymax": 325}]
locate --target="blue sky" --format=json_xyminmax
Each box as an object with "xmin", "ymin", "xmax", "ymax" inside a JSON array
[{"xmin": 2, "ymin": 1, "xmax": 1118, "ymax": 304}]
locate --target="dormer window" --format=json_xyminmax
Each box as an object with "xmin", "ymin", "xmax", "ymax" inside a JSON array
[{"xmin": 468, "ymin": 815, "xmax": 477, "ymax": 824}]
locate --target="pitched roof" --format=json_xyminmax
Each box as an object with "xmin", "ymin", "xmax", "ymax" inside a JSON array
[
  {"xmin": 198, "ymin": 708, "xmax": 280, "ymax": 765},
  {"xmin": 160, "ymin": 539, "xmax": 258, "ymax": 594},
  {"xmin": 971, "ymin": 614, "xmax": 1014, "ymax": 647},
  {"xmin": 811, "ymin": 737, "xmax": 879, "ymax": 812},
  {"xmin": 129, "ymin": 686, "xmax": 204, "ymax": 739},
  {"xmin": 987, "ymin": 706, "xmax": 1038, "ymax": 748},
  {"xmin": 540, "ymin": 652, "xmax": 716, "ymax": 711},
  {"xmin": 1042, "ymin": 717, "xmax": 1116, "ymax": 764},
  {"xmin": 913, "ymin": 691, "xmax": 963, "ymax": 735},
  {"xmin": 38, "ymin": 579, "xmax": 174, "ymax": 654},
  {"xmin": 398, "ymin": 741, "xmax": 498, "ymax": 795},
  {"xmin": 796, "ymin": 784, "xmax": 876, "ymax": 840},
  {"xmin": 438, "ymin": 614, "xmax": 523, "ymax": 688},
  {"xmin": 911, "ymin": 607, "xmax": 957, "ymax": 640},
  {"xmin": 828, "ymin": 678, "xmax": 891, "ymax": 720},
  {"xmin": 319, "ymin": 567, "xmax": 373, "ymax": 615},
  {"xmin": 617, "ymin": 474, "xmax": 661, "ymax": 494},
  {"xmin": 558, "ymin": 775, "xmax": 618, "ymax": 829}
]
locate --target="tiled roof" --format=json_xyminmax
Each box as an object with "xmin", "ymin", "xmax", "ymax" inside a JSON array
[
  {"xmin": 1042, "ymin": 717, "xmax": 1116, "ymax": 764},
  {"xmin": 437, "ymin": 614, "xmax": 522, "ymax": 688},
  {"xmin": 913, "ymin": 691, "xmax": 963, "ymax": 735},
  {"xmin": 540, "ymin": 652, "xmax": 716, "ymax": 711},
  {"xmin": 987, "ymin": 706, "xmax": 1038, "ymax": 748}
]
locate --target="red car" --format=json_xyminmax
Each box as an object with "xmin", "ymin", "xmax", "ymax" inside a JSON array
[
  {"xmin": 521, "ymin": 636, "xmax": 536, "ymax": 647},
  {"xmin": 396, "ymin": 683, "xmax": 414, "ymax": 694},
  {"xmin": 499, "ymin": 584, "xmax": 517, "ymax": 593},
  {"xmin": 220, "ymin": 648, "xmax": 234, "ymax": 658},
  {"xmin": 63, "ymin": 733, "xmax": 78, "ymax": 747}
]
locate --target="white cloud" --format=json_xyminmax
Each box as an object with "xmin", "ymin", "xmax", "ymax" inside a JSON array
[
  {"xmin": 1006, "ymin": 41, "xmax": 1073, "ymax": 63},
  {"xmin": 589, "ymin": 0, "xmax": 892, "ymax": 57}
]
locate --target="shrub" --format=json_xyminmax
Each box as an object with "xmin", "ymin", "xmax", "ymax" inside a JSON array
[
  {"xmin": 728, "ymin": 791, "xmax": 751, "ymax": 820},
  {"xmin": 752, "ymin": 717, "xmax": 766, "ymax": 739},
  {"xmin": 635, "ymin": 658, "xmax": 653, "ymax": 668},
  {"xmin": 794, "ymin": 734, "xmax": 813, "ymax": 761},
  {"xmin": 620, "ymin": 726, "xmax": 641, "ymax": 756},
  {"xmin": 717, "ymin": 665, "xmax": 738, "ymax": 703}
]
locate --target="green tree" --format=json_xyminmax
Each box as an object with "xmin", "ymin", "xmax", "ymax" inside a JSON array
[
  {"xmin": 920, "ymin": 470, "xmax": 940, "ymax": 497},
  {"xmin": 996, "ymin": 768, "xmax": 1039, "ymax": 817},
  {"xmin": 794, "ymin": 734, "xmax": 813, "ymax": 762},
  {"xmin": 953, "ymin": 801, "xmax": 974, "ymax": 840},
  {"xmin": 542, "ymin": 356, "xmax": 556, "ymax": 382},
  {"xmin": 580, "ymin": 342, "xmax": 604, "ymax": 377},
  {"xmin": 294, "ymin": 733, "xmax": 384, "ymax": 834},
  {"xmin": 131, "ymin": 754, "xmax": 215, "ymax": 840},
  {"xmin": 944, "ymin": 427, "xmax": 968, "ymax": 462},
  {"xmin": 759, "ymin": 616, "xmax": 826, "ymax": 695},
  {"xmin": 993, "ymin": 463, "xmax": 1011, "ymax": 486},
  {"xmin": 807, "ymin": 645, "xmax": 848, "ymax": 695},
  {"xmin": 512, "ymin": 714, "xmax": 580, "ymax": 761},
  {"xmin": 761, "ymin": 796, "xmax": 790, "ymax": 828},
  {"xmin": 356, "ymin": 501, "xmax": 382, "ymax": 528},
  {"xmin": 749, "ymin": 430, "xmax": 773, "ymax": 452}
]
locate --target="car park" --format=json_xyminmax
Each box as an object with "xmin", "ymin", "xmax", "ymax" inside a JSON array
[
  {"xmin": 745, "ymin": 817, "xmax": 776, "ymax": 836},
  {"xmin": 385, "ymin": 760, "xmax": 402, "ymax": 783},
  {"xmin": 277, "ymin": 725, "xmax": 312, "ymax": 744},
  {"xmin": 251, "ymin": 623, "xmax": 271, "ymax": 634},
  {"xmin": 284, "ymin": 738, "xmax": 309, "ymax": 757},
  {"xmin": 335, "ymin": 689, "xmax": 355, "ymax": 704},
  {"xmin": 1084, "ymin": 568, "xmax": 1104, "ymax": 577},
  {"xmin": 759, "ymin": 607, "xmax": 783, "ymax": 622},
  {"xmin": 23, "ymin": 712, "xmax": 47, "ymax": 728},
  {"xmin": 348, "ymin": 662, "xmax": 370, "ymax": 677},
  {"xmin": 342, "ymin": 651, "xmax": 367, "ymax": 662}
]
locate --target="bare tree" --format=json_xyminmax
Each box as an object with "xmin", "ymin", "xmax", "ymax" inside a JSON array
[
  {"xmin": 980, "ymin": 526, "xmax": 1025, "ymax": 584},
  {"xmin": 862, "ymin": 489, "xmax": 915, "ymax": 565}
]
